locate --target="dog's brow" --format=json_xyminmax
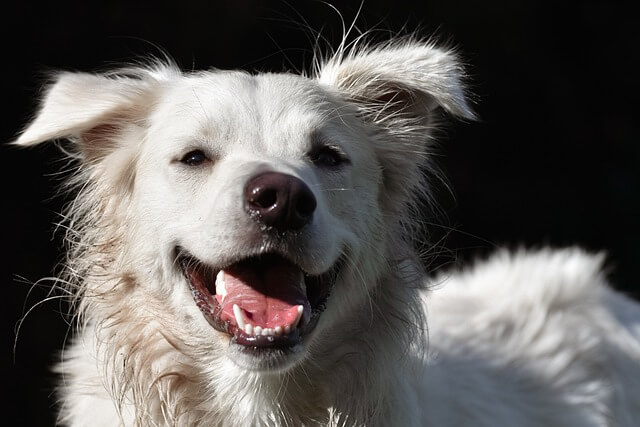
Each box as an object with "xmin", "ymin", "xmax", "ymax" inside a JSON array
[
  {"xmin": 308, "ymin": 129, "xmax": 327, "ymax": 147},
  {"xmin": 308, "ymin": 128, "xmax": 339, "ymax": 150}
]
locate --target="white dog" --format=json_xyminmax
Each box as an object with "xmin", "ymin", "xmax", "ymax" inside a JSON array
[{"xmin": 16, "ymin": 38, "xmax": 640, "ymax": 426}]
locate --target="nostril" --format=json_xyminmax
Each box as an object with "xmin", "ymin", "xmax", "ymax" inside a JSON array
[{"xmin": 251, "ymin": 188, "xmax": 278, "ymax": 210}]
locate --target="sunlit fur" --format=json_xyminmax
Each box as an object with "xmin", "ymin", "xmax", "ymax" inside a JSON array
[{"xmin": 16, "ymin": 37, "xmax": 640, "ymax": 426}]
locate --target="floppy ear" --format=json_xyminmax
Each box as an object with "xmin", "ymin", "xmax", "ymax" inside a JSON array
[
  {"xmin": 316, "ymin": 39, "xmax": 476, "ymax": 214},
  {"xmin": 317, "ymin": 38, "xmax": 475, "ymax": 123},
  {"xmin": 14, "ymin": 67, "xmax": 171, "ymax": 162}
]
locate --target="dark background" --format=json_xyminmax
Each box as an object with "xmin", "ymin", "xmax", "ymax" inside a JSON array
[{"xmin": 2, "ymin": 1, "xmax": 638, "ymax": 425}]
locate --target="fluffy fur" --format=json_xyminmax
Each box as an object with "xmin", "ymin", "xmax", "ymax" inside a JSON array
[{"xmin": 15, "ymin": 38, "xmax": 640, "ymax": 426}]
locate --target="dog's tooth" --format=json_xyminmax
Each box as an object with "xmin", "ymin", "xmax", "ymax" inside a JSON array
[
  {"xmin": 245, "ymin": 324, "xmax": 253, "ymax": 335},
  {"xmin": 254, "ymin": 326, "xmax": 263, "ymax": 336},
  {"xmin": 284, "ymin": 325, "xmax": 291, "ymax": 334},
  {"xmin": 293, "ymin": 305, "xmax": 303, "ymax": 328},
  {"xmin": 233, "ymin": 304, "xmax": 246, "ymax": 329},
  {"xmin": 274, "ymin": 326, "xmax": 283, "ymax": 335},
  {"xmin": 262, "ymin": 328, "xmax": 271, "ymax": 336},
  {"xmin": 215, "ymin": 271, "xmax": 227, "ymax": 301}
]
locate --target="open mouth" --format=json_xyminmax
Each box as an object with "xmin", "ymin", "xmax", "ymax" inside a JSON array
[{"xmin": 178, "ymin": 250, "xmax": 339, "ymax": 350}]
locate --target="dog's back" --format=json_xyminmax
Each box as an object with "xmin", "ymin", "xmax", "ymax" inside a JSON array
[{"xmin": 423, "ymin": 249, "xmax": 640, "ymax": 426}]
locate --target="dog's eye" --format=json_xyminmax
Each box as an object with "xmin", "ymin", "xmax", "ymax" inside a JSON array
[
  {"xmin": 309, "ymin": 146, "xmax": 349, "ymax": 168},
  {"xmin": 180, "ymin": 150, "xmax": 209, "ymax": 166}
]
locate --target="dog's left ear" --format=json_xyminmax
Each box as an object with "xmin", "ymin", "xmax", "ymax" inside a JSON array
[
  {"xmin": 316, "ymin": 39, "xmax": 476, "ymax": 213},
  {"xmin": 317, "ymin": 39, "xmax": 475, "ymax": 123}
]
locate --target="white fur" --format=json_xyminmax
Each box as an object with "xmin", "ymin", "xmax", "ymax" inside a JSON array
[{"xmin": 16, "ymin": 39, "xmax": 640, "ymax": 426}]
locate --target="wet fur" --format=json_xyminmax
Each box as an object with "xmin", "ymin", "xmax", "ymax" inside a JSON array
[{"xmin": 16, "ymin": 38, "xmax": 640, "ymax": 426}]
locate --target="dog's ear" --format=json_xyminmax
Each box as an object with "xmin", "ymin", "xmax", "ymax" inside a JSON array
[
  {"xmin": 317, "ymin": 39, "xmax": 476, "ymax": 215},
  {"xmin": 14, "ymin": 68, "xmax": 169, "ymax": 162},
  {"xmin": 317, "ymin": 39, "xmax": 475, "ymax": 123}
]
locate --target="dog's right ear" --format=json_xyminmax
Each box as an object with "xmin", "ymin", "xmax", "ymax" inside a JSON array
[{"xmin": 13, "ymin": 69, "xmax": 169, "ymax": 162}]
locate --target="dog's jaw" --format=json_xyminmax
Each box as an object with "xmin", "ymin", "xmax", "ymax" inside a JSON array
[{"xmin": 177, "ymin": 248, "xmax": 341, "ymax": 371}]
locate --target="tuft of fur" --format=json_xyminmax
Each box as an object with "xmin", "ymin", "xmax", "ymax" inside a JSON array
[{"xmin": 15, "ymin": 37, "xmax": 640, "ymax": 427}]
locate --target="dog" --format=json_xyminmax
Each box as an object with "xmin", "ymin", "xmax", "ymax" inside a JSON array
[{"xmin": 15, "ymin": 38, "xmax": 640, "ymax": 426}]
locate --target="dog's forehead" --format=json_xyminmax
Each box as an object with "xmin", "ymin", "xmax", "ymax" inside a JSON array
[{"xmin": 149, "ymin": 71, "xmax": 341, "ymax": 154}]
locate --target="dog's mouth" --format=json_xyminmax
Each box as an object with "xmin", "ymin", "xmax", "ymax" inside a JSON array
[{"xmin": 178, "ymin": 250, "xmax": 340, "ymax": 350}]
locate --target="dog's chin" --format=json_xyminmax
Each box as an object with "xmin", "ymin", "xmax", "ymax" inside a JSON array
[
  {"xmin": 226, "ymin": 341, "xmax": 306, "ymax": 372},
  {"xmin": 176, "ymin": 247, "xmax": 341, "ymax": 372}
]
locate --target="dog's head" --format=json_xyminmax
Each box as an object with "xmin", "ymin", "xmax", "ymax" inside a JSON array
[{"xmin": 15, "ymin": 40, "xmax": 473, "ymax": 373}]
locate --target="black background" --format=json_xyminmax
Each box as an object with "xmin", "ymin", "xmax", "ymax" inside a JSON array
[{"xmin": 3, "ymin": 1, "xmax": 638, "ymax": 425}]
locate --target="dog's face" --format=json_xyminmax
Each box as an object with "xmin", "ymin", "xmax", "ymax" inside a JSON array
[
  {"xmin": 133, "ymin": 71, "xmax": 382, "ymax": 370},
  {"xmin": 15, "ymin": 42, "xmax": 474, "ymax": 374}
]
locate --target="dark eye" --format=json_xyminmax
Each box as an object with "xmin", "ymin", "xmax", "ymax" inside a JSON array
[
  {"xmin": 180, "ymin": 150, "xmax": 208, "ymax": 166},
  {"xmin": 309, "ymin": 146, "xmax": 348, "ymax": 168}
]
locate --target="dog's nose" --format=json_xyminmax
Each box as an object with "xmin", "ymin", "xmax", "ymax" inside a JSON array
[{"xmin": 244, "ymin": 172, "xmax": 317, "ymax": 231}]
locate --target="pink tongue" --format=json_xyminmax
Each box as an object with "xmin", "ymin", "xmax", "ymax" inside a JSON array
[{"xmin": 217, "ymin": 260, "xmax": 309, "ymax": 329}]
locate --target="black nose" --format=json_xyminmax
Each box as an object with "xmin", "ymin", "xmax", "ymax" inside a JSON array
[{"xmin": 244, "ymin": 172, "xmax": 317, "ymax": 231}]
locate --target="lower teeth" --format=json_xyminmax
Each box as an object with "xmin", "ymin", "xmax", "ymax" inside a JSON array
[
  {"xmin": 233, "ymin": 304, "xmax": 303, "ymax": 337},
  {"xmin": 241, "ymin": 325, "xmax": 293, "ymax": 337}
]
